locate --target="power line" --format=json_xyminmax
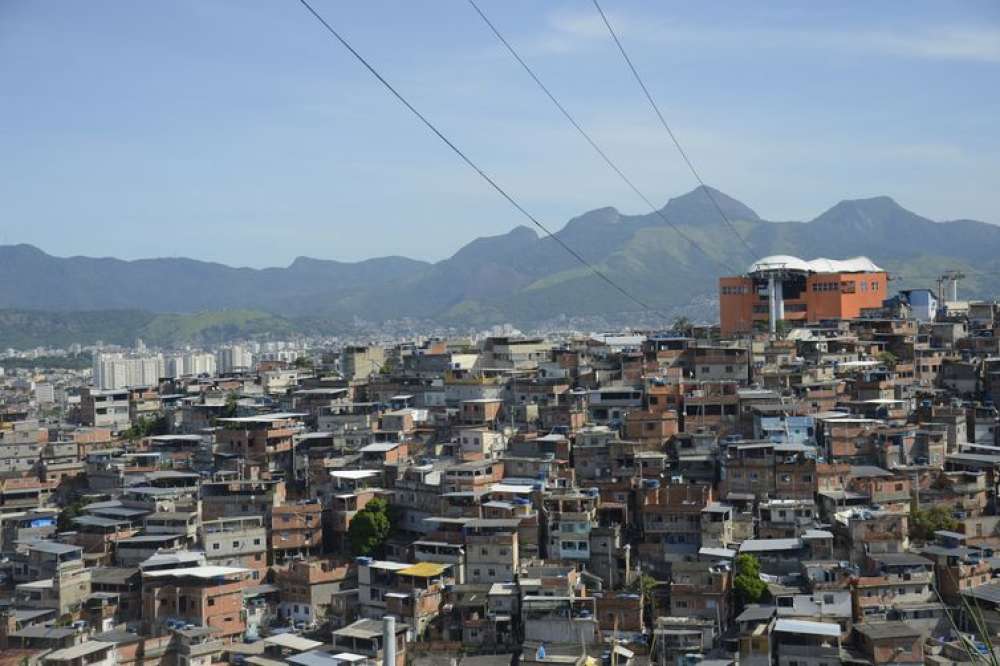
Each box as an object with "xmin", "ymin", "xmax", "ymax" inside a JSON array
[
  {"xmin": 891, "ymin": 266, "xmax": 1000, "ymax": 280},
  {"xmin": 295, "ymin": 0, "xmax": 662, "ymax": 316},
  {"xmin": 467, "ymin": 0, "xmax": 739, "ymax": 276},
  {"xmin": 590, "ymin": 0, "xmax": 757, "ymax": 259}
]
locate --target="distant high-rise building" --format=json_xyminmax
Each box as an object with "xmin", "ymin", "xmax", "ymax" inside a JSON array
[
  {"xmin": 184, "ymin": 352, "xmax": 217, "ymax": 376},
  {"xmin": 217, "ymin": 345, "xmax": 253, "ymax": 374},
  {"xmin": 34, "ymin": 382, "xmax": 55, "ymax": 405},
  {"xmin": 92, "ymin": 352, "xmax": 165, "ymax": 389},
  {"xmin": 165, "ymin": 352, "xmax": 216, "ymax": 378}
]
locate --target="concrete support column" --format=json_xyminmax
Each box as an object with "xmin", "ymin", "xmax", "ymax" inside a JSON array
[
  {"xmin": 768, "ymin": 274, "xmax": 778, "ymax": 334},
  {"xmin": 383, "ymin": 615, "xmax": 396, "ymax": 666}
]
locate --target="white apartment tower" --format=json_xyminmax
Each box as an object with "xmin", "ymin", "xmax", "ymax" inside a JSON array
[
  {"xmin": 216, "ymin": 345, "xmax": 253, "ymax": 374},
  {"xmin": 92, "ymin": 352, "xmax": 165, "ymax": 390}
]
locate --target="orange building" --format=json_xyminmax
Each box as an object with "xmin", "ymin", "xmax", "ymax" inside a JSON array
[
  {"xmin": 720, "ymin": 255, "xmax": 887, "ymax": 335},
  {"xmin": 141, "ymin": 565, "xmax": 252, "ymax": 641}
]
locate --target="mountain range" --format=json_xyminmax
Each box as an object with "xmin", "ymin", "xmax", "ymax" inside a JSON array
[{"xmin": 2, "ymin": 186, "xmax": 998, "ymax": 348}]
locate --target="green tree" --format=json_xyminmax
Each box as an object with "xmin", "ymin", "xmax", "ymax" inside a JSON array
[
  {"xmin": 910, "ymin": 505, "xmax": 958, "ymax": 542},
  {"xmin": 57, "ymin": 498, "xmax": 85, "ymax": 533},
  {"xmin": 293, "ymin": 356, "xmax": 313, "ymax": 369},
  {"xmin": 877, "ymin": 351, "xmax": 898, "ymax": 370},
  {"xmin": 628, "ymin": 573, "xmax": 660, "ymax": 626},
  {"xmin": 221, "ymin": 392, "xmax": 239, "ymax": 419},
  {"xmin": 348, "ymin": 497, "xmax": 392, "ymax": 557},
  {"xmin": 774, "ymin": 319, "xmax": 792, "ymax": 339},
  {"xmin": 122, "ymin": 415, "xmax": 168, "ymax": 442},
  {"xmin": 733, "ymin": 553, "xmax": 767, "ymax": 611},
  {"xmin": 672, "ymin": 317, "xmax": 693, "ymax": 336}
]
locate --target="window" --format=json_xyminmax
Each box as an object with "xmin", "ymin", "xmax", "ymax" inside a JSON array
[
  {"xmin": 212, "ymin": 543, "xmax": 220, "ymax": 550},
  {"xmin": 232, "ymin": 541, "xmax": 240, "ymax": 548},
  {"xmin": 208, "ymin": 598, "xmax": 216, "ymax": 607}
]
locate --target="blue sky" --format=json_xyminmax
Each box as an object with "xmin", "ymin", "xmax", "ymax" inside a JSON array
[{"xmin": 2, "ymin": 1, "xmax": 998, "ymax": 267}]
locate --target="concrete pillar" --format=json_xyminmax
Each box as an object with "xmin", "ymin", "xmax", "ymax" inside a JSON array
[
  {"xmin": 383, "ymin": 615, "xmax": 396, "ymax": 666},
  {"xmin": 768, "ymin": 275, "xmax": 782, "ymax": 335}
]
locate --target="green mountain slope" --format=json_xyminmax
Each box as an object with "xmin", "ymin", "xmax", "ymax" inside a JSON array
[
  {"xmin": 2, "ymin": 186, "xmax": 998, "ymax": 336},
  {"xmin": 0, "ymin": 310, "xmax": 300, "ymax": 349}
]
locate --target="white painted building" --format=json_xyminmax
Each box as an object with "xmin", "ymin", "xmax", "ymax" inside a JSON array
[
  {"xmin": 217, "ymin": 345, "xmax": 254, "ymax": 373},
  {"xmin": 93, "ymin": 353, "xmax": 165, "ymax": 389}
]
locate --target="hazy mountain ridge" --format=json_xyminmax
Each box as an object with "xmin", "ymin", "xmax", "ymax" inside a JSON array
[{"xmin": 2, "ymin": 186, "xmax": 998, "ymax": 338}]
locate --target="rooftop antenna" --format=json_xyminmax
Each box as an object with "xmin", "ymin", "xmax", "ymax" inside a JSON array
[{"xmin": 937, "ymin": 271, "xmax": 965, "ymax": 304}]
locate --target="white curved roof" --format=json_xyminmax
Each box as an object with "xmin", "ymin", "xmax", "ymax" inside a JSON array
[
  {"xmin": 748, "ymin": 255, "xmax": 882, "ymax": 275},
  {"xmin": 749, "ymin": 255, "xmax": 812, "ymax": 273}
]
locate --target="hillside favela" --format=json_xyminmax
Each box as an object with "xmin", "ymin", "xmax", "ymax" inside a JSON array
[{"xmin": 3, "ymin": 3, "xmax": 1000, "ymax": 666}]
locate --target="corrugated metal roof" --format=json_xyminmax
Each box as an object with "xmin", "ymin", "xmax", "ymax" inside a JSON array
[
  {"xmin": 262, "ymin": 634, "xmax": 323, "ymax": 651},
  {"xmin": 45, "ymin": 641, "xmax": 115, "ymax": 661},
  {"xmin": 398, "ymin": 562, "xmax": 449, "ymax": 577},
  {"xmin": 773, "ymin": 619, "xmax": 840, "ymax": 637},
  {"xmin": 740, "ymin": 538, "xmax": 803, "ymax": 552}
]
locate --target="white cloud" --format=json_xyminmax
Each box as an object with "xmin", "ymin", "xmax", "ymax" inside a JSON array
[
  {"xmin": 531, "ymin": 7, "xmax": 1000, "ymax": 64},
  {"xmin": 854, "ymin": 26, "xmax": 1000, "ymax": 63}
]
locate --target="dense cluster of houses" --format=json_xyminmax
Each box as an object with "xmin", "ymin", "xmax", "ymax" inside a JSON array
[{"xmin": 2, "ymin": 300, "xmax": 1000, "ymax": 665}]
